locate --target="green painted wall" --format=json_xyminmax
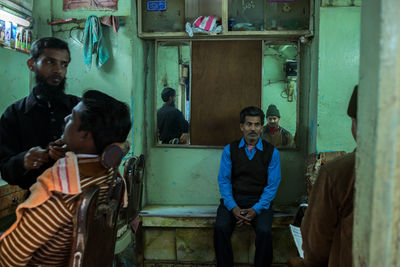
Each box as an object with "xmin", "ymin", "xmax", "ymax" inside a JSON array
[
  {"xmin": 0, "ymin": 48, "xmax": 29, "ymax": 115},
  {"xmin": 145, "ymin": 51, "xmax": 308, "ymax": 206},
  {"xmin": 0, "ymin": 1, "xmax": 361, "ymax": 207},
  {"xmin": 31, "ymin": 0, "xmax": 147, "ymax": 156},
  {"xmin": 317, "ymin": 7, "xmax": 360, "ymax": 152},
  {"xmin": 145, "ymin": 3, "xmax": 361, "ymax": 206}
]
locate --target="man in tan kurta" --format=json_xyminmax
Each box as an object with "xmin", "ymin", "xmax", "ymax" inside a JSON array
[{"xmin": 301, "ymin": 85, "xmax": 358, "ymax": 267}]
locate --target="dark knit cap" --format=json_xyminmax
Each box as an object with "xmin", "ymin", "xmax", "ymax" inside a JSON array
[
  {"xmin": 266, "ymin": 104, "xmax": 280, "ymax": 118},
  {"xmin": 347, "ymin": 85, "xmax": 358, "ymax": 119},
  {"xmin": 161, "ymin": 87, "xmax": 176, "ymax": 102}
]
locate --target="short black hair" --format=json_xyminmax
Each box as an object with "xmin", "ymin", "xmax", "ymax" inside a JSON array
[
  {"xmin": 161, "ymin": 87, "xmax": 176, "ymax": 102},
  {"xmin": 79, "ymin": 90, "xmax": 131, "ymax": 154},
  {"xmin": 240, "ymin": 106, "xmax": 265, "ymax": 125},
  {"xmin": 30, "ymin": 37, "xmax": 70, "ymax": 62}
]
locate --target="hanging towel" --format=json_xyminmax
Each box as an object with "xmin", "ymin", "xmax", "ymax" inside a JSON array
[
  {"xmin": 100, "ymin": 15, "xmax": 120, "ymax": 34},
  {"xmin": 83, "ymin": 15, "xmax": 109, "ymax": 69}
]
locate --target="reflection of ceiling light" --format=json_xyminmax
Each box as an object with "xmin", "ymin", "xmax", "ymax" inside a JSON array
[{"xmin": 0, "ymin": 9, "xmax": 30, "ymax": 27}]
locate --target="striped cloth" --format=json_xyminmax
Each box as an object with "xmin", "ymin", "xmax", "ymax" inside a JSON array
[
  {"xmin": 0, "ymin": 153, "xmax": 116, "ymax": 266},
  {"xmin": 193, "ymin": 15, "xmax": 217, "ymax": 31}
]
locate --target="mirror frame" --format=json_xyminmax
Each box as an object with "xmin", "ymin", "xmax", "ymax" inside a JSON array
[{"xmin": 154, "ymin": 39, "xmax": 301, "ymax": 150}]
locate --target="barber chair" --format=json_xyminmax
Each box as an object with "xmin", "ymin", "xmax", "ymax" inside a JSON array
[
  {"xmin": 69, "ymin": 144, "xmax": 127, "ymax": 267},
  {"xmin": 123, "ymin": 154, "xmax": 145, "ymax": 222},
  {"xmin": 107, "ymin": 154, "xmax": 145, "ymax": 266},
  {"xmin": 114, "ymin": 154, "xmax": 146, "ymax": 236}
]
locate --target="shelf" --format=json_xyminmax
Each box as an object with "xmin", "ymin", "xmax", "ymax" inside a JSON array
[
  {"xmin": 0, "ymin": 43, "xmax": 29, "ymax": 54},
  {"xmin": 139, "ymin": 29, "xmax": 311, "ymax": 40},
  {"xmin": 138, "ymin": 0, "xmax": 314, "ymax": 40}
]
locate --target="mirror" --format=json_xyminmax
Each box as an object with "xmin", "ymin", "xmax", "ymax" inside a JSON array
[
  {"xmin": 155, "ymin": 41, "xmax": 191, "ymax": 144},
  {"xmin": 262, "ymin": 42, "xmax": 298, "ymax": 149},
  {"xmin": 155, "ymin": 40, "xmax": 299, "ymax": 149}
]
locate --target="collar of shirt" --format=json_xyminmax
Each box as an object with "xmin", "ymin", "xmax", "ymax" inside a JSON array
[
  {"xmin": 238, "ymin": 137, "xmax": 263, "ymax": 151},
  {"xmin": 238, "ymin": 138, "xmax": 263, "ymax": 160}
]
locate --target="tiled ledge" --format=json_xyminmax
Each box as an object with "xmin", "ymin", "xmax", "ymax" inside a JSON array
[{"xmin": 140, "ymin": 205, "xmax": 296, "ymax": 228}]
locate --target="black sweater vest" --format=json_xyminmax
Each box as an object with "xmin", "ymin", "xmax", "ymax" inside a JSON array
[{"xmin": 230, "ymin": 139, "xmax": 274, "ymax": 197}]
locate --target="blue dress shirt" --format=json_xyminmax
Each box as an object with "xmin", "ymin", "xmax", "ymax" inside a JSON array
[{"xmin": 217, "ymin": 137, "xmax": 281, "ymax": 214}]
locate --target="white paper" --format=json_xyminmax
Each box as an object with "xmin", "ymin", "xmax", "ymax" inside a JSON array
[{"xmin": 290, "ymin": 224, "xmax": 304, "ymax": 258}]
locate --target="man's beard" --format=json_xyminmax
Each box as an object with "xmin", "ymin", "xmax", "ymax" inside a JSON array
[
  {"xmin": 34, "ymin": 73, "xmax": 66, "ymax": 101},
  {"xmin": 268, "ymin": 123, "xmax": 278, "ymax": 128}
]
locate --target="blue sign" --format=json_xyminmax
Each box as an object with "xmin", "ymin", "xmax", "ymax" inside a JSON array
[{"xmin": 147, "ymin": 1, "xmax": 167, "ymax": 11}]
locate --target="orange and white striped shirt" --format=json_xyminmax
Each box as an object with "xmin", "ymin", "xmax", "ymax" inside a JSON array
[{"xmin": 0, "ymin": 154, "xmax": 115, "ymax": 266}]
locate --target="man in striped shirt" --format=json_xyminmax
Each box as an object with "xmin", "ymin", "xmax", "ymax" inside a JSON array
[{"xmin": 0, "ymin": 90, "xmax": 131, "ymax": 266}]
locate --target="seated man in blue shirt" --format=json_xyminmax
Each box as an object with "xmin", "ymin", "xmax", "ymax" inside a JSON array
[{"xmin": 214, "ymin": 106, "xmax": 282, "ymax": 267}]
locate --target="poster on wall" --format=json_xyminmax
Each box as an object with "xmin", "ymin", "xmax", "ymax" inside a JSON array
[
  {"xmin": 10, "ymin": 23, "xmax": 17, "ymax": 47},
  {"xmin": 25, "ymin": 29, "xmax": 32, "ymax": 51},
  {"xmin": 63, "ymin": 0, "xmax": 118, "ymax": 10},
  {"xmin": 0, "ymin": 20, "xmax": 5, "ymax": 44},
  {"xmin": 4, "ymin": 21, "xmax": 11, "ymax": 46},
  {"xmin": 15, "ymin": 26, "xmax": 23, "ymax": 49}
]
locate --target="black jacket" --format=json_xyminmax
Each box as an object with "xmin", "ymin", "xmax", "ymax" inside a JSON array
[
  {"xmin": 0, "ymin": 90, "xmax": 79, "ymax": 189},
  {"xmin": 157, "ymin": 103, "xmax": 189, "ymax": 143}
]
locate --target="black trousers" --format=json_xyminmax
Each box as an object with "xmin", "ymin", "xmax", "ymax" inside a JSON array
[{"xmin": 214, "ymin": 195, "xmax": 273, "ymax": 267}]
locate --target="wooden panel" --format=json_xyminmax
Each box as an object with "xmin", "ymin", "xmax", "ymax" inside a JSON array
[
  {"xmin": 191, "ymin": 40, "xmax": 262, "ymax": 146},
  {"xmin": 185, "ymin": 0, "xmax": 222, "ymax": 21},
  {"xmin": 0, "ymin": 184, "xmax": 26, "ymax": 217},
  {"xmin": 0, "ymin": 184, "xmax": 23, "ymax": 197}
]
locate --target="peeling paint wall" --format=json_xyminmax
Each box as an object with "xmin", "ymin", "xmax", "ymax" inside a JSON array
[
  {"xmin": 0, "ymin": 1, "xmax": 361, "ymax": 209},
  {"xmin": 30, "ymin": 0, "xmax": 147, "ymax": 156},
  {"xmin": 0, "ymin": 49, "xmax": 29, "ymax": 115},
  {"xmin": 355, "ymin": 0, "xmax": 400, "ymax": 265},
  {"xmin": 145, "ymin": 56, "xmax": 310, "ymax": 207},
  {"xmin": 317, "ymin": 6, "xmax": 360, "ymax": 152}
]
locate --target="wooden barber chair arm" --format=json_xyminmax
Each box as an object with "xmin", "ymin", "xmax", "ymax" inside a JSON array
[
  {"xmin": 69, "ymin": 143, "xmax": 127, "ymax": 267},
  {"xmin": 123, "ymin": 154, "xmax": 145, "ymax": 222}
]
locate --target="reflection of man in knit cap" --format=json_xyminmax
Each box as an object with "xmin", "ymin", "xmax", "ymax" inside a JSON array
[
  {"xmin": 289, "ymin": 85, "xmax": 358, "ymax": 267},
  {"xmin": 157, "ymin": 87, "xmax": 189, "ymax": 144},
  {"xmin": 262, "ymin": 104, "xmax": 294, "ymax": 148}
]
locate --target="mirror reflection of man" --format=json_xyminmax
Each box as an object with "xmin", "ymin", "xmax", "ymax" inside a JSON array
[
  {"xmin": 262, "ymin": 104, "xmax": 294, "ymax": 148},
  {"xmin": 214, "ymin": 106, "xmax": 282, "ymax": 267},
  {"xmin": 0, "ymin": 37, "xmax": 79, "ymax": 189},
  {"xmin": 157, "ymin": 87, "xmax": 189, "ymax": 144}
]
